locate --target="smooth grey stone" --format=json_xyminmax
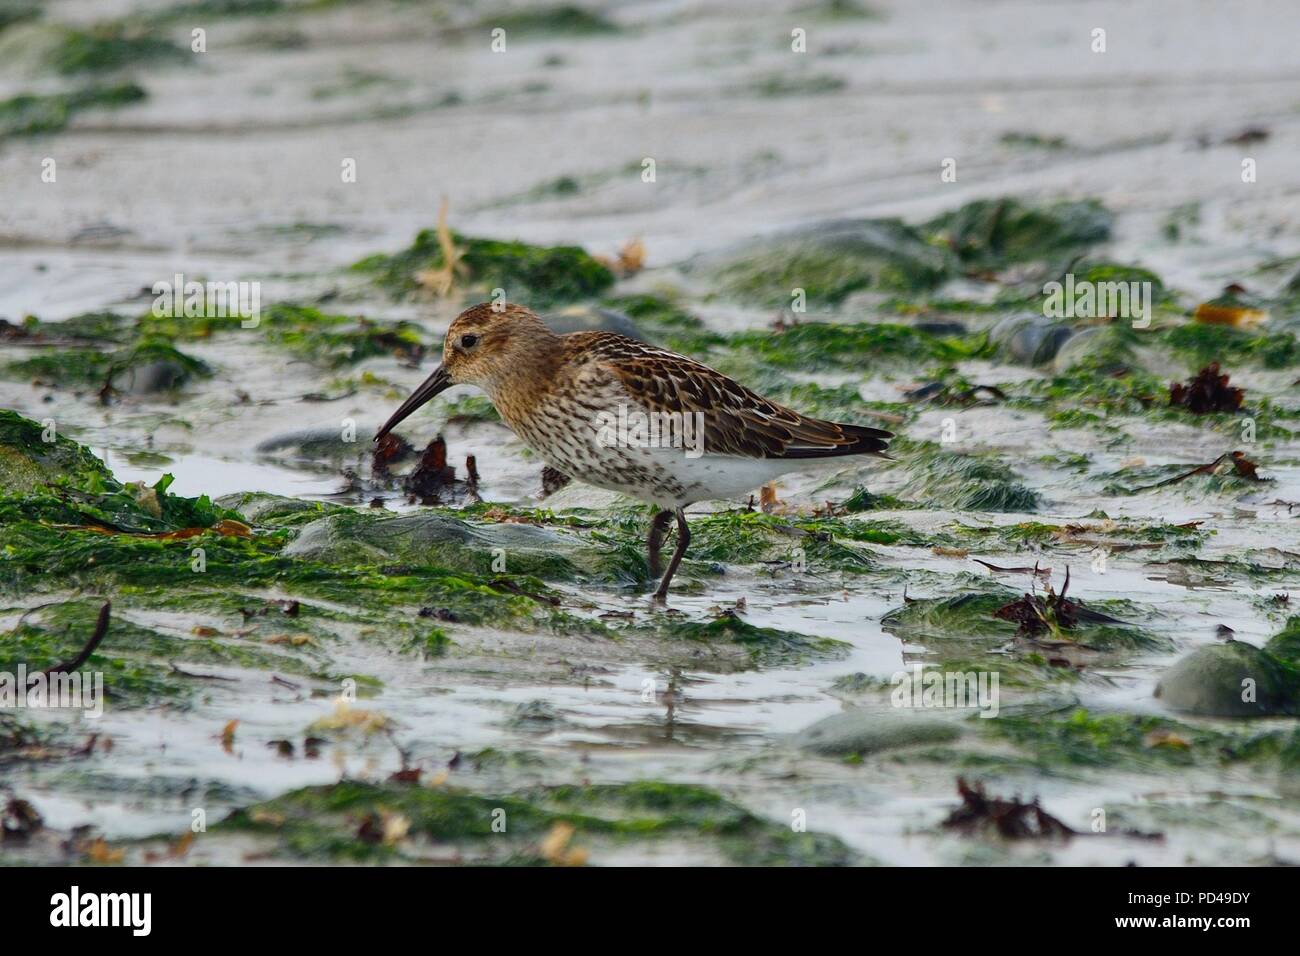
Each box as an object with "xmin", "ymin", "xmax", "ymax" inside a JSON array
[
  {"xmin": 795, "ymin": 710, "xmax": 962, "ymax": 756},
  {"xmin": 990, "ymin": 313, "xmax": 1074, "ymax": 366},
  {"xmin": 114, "ymin": 360, "xmax": 187, "ymax": 394},
  {"xmin": 1155, "ymin": 642, "xmax": 1300, "ymax": 717},
  {"xmin": 255, "ymin": 427, "xmax": 362, "ymax": 463}
]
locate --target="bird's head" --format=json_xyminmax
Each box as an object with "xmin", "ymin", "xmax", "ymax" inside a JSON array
[
  {"xmin": 441, "ymin": 301, "xmax": 551, "ymax": 388},
  {"xmin": 374, "ymin": 302, "xmax": 554, "ymax": 441}
]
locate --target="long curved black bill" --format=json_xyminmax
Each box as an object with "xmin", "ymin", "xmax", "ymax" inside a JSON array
[{"xmin": 374, "ymin": 364, "xmax": 451, "ymax": 441}]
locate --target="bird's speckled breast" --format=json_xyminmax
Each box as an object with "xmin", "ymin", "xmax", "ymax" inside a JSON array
[{"xmin": 489, "ymin": 365, "xmax": 698, "ymax": 507}]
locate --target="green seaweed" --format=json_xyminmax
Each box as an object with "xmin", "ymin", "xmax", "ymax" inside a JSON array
[
  {"xmin": 601, "ymin": 294, "xmax": 704, "ymax": 334},
  {"xmin": 353, "ymin": 231, "xmax": 614, "ymax": 306},
  {"xmin": 472, "ymin": 5, "xmax": 620, "ymax": 36},
  {"xmin": 48, "ymin": 24, "xmax": 185, "ymax": 75},
  {"xmin": 216, "ymin": 778, "xmax": 858, "ymax": 865},
  {"xmin": 144, "ymin": 303, "xmax": 432, "ymax": 368},
  {"xmin": 5, "ymin": 337, "xmax": 211, "ymax": 390},
  {"xmin": 0, "ymin": 598, "xmax": 332, "ymax": 709},
  {"xmin": 152, "ymin": 0, "xmax": 289, "ymax": 21},
  {"xmin": 924, "ymin": 197, "xmax": 1112, "ymax": 268},
  {"xmin": 992, "ymin": 707, "xmax": 1300, "ymax": 771},
  {"xmin": 720, "ymin": 322, "xmax": 991, "ymax": 371},
  {"xmin": 750, "ymin": 73, "xmax": 846, "ymax": 97},
  {"xmin": 704, "ymin": 220, "xmax": 953, "ymax": 306},
  {"xmin": 0, "ymin": 409, "xmax": 117, "ymax": 496},
  {"xmin": 657, "ymin": 613, "xmax": 849, "ymax": 667},
  {"xmin": 1162, "ymin": 322, "xmax": 1300, "ymax": 370},
  {"xmin": 1265, "ymin": 616, "xmax": 1300, "ymax": 665},
  {"xmin": 881, "ymin": 589, "xmax": 1166, "ymax": 661},
  {"xmin": 0, "ymin": 82, "xmax": 145, "ymax": 138},
  {"xmin": 896, "ymin": 442, "xmax": 1040, "ymax": 513}
]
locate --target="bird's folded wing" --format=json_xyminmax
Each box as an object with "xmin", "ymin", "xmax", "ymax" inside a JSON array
[{"xmin": 574, "ymin": 333, "xmax": 892, "ymax": 460}]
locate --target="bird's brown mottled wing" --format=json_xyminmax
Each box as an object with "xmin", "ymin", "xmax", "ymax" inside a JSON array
[{"xmin": 564, "ymin": 332, "xmax": 892, "ymax": 460}]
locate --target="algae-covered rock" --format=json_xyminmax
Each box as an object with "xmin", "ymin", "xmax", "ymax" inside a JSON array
[
  {"xmin": 3, "ymin": 337, "xmax": 210, "ymax": 392},
  {"xmin": 695, "ymin": 218, "xmax": 953, "ymax": 307},
  {"xmin": 215, "ymin": 777, "xmax": 862, "ymax": 865},
  {"xmin": 47, "ymin": 23, "xmax": 185, "ymax": 75},
  {"xmin": 1155, "ymin": 641, "xmax": 1300, "ymax": 717},
  {"xmin": 1265, "ymin": 617, "xmax": 1300, "ymax": 665},
  {"xmin": 924, "ymin": 197, "xmax": 1112, "ymax": 268},
  {"xmin": 1162, "ymin": 320, "xmax": 1300, "ymax": 371},
  {"xmin": 900, "ymin": 447, "xmax": 1040, "ymax": 512},
  {"xmin": 0, "ymin": 409, "xmax": 113, "ymax": 494},
  {"xmin": 795, "ymin": 710, "xmax": 962, "ymax": 757},
  {"xmin": 0, "ymin": 411, "xmax": 233, "ymax": 532},
  {"xmin": 660, "ymin": 613, "xmax": 850, "ymax": 668},
  {"xmin": 282, "ymin": 509, "xmax": 586, "ymax": 579},
  {"xmin": 255, "ymin": 427, "xmax": 365, "ymax": 466},
  {"xmin": 1050, "ymin": 325, "xmax": 1115, "ymax": 372},
  {"xmin": 216, "ymin": 491, "xmax": 345, "ymax": 526},
  {"xmin": 353, "ymin": 231, "xmax": 614, "ymax": 305},
  {"xmin": 471, "ymin": 5, "xmax": 620, "ymax": 36},
  {"xmin": 0, "ymin": 82, "xmax": 145, "ymax": 139},
  {"xmin": 111, "ymin": 339, "xmax": 211, "ymax": 393}
]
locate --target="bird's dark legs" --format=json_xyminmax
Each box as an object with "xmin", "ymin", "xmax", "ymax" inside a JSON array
[
  {"xmin": 652, "ymin": 508, "xmax": 691, "ymax": 602},
  {"xmin": 647, "ymin": 509, "xmax": 673, "ymax": 578}
]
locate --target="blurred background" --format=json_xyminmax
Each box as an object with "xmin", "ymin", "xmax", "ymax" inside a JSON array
[{"xmin": 3, "ymin": 0, "xmax": 1298, "ymax": 318}]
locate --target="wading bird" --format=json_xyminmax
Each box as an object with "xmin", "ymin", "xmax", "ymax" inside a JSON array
[{"xmin": 376, "ymin": 303, "xmax": 891, "ymax": 601}]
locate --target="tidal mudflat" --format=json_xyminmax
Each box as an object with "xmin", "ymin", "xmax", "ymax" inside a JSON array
[{"xmin": 2, "ymin": 0, "xmax": 1299, "ymax": 866}]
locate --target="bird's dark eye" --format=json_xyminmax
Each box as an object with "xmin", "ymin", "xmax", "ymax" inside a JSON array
[{"xmin": 460, "ymin": 334, "xmax": 480, "ymax": 349}]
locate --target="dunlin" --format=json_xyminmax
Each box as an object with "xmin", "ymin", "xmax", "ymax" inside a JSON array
[{"xmin": 376, "ymin": 304, "xmax": 892, "ymax": 600}]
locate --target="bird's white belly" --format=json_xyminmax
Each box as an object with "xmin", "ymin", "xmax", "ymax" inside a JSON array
[{"xmin": 541, "ymin": 436, "xmax": 797, "ymax": 508}]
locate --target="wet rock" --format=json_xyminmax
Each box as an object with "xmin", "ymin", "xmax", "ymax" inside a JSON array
[
  {"xmin": 354, "ymin": 230, "xmax": 614, "ymax": 305},
  {"xmin": 694, "ymin": 218, "xmax": 953, "ymax": 307},
  {"xmin": 505, "ymin": 700, "xmax": 564, "ymax": 731},
  {"xmin": 1285, "ymin": 267, "xmax": 1300, "ymax": 297},
  {"xmin": 4, "ymin": 338, "xmax": 208, "ymax": 394},
  {"xmin": 0, "ymin": 80, "xmax": 147, "ymax": 140},
  {"xmin": 990, "ymin": 313, "xmax": 1075, "ymax": 366},
  {"xmin": 1265, "ymin": 617, "xmax": 1300, "ymax": 665},
  {"xmin": 1154, "ymin": 642, "xmax": 1300, "ymax": 717},
  {"xmin": 794, "ymin": 710, "xmax": 962, "ymax": 757},
  {"xmin": 216, "ymin": 492, "xmax": 337, "ymax": 525},
  {"xmin": 924, "ymin": 197, "xmax": 1112, "ymax": 267},
  {"xmin": 282, "ymin": 510, "xmax": 585, "ymax": 579},
  {"xmin": 112, "ymin": 359, "xmax": 188, "ymax": 394},
  {"xmin": 0, "ymin": 409, "xmax": 113, "ymax": 495},
  {"xmin": 1050, "ymin": 325, "xmax": 1124, "ymax": 371},
  {"xmin": 902, "ymin": 449, "xmax": 1040, "ymax": 513},
  {"xmin": 542, "ymin": 305, "xmax": 646, "ymax": 341},
  {"xmin": 255, "ymin": 428, "xmax": 364, "ymax": 465}
]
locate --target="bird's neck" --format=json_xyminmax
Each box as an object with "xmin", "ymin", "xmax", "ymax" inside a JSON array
[{"xmin": 483, "ymin": 333, "xmax": 565, "ymax": 423}]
